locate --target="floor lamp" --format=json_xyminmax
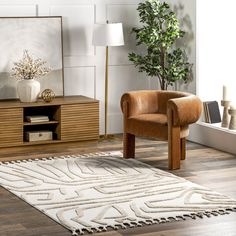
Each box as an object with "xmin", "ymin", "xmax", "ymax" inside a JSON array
[{"xmin": 92, "ymin": 22, "xmax": 124, "ymax": 138}]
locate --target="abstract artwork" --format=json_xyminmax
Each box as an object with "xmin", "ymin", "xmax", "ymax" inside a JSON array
[{"xmin": 0, "ymin": 16, "xmax": 64, "ymax": 99}]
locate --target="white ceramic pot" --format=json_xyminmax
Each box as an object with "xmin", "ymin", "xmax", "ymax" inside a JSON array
[{"xmin": 17, "ymin": 79, "xmax": 41, "ymax": 102}]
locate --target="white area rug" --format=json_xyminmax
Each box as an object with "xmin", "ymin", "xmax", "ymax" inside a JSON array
[{"xmin": 0, "ymin": 151, "xmax": 236, "ymax": 235}]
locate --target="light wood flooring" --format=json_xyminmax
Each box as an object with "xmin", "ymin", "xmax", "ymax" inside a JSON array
[{"xmin": 0, "ymin": 135, "xmax": 236, "ymax": 236}]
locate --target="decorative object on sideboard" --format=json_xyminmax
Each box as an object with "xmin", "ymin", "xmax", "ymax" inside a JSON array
[
  {"xmin": 92, "ymin": 21, "xmax": 124, "ymax": 138},
  {"xmin": 229, "ymin": 104, "xmax": 236, "ymax": 130},
  {"xmin": 25, "ymin": 130, "xmax": 53, "ymax": 142},
  {"xmin": 41, "ymin": 89, "xmax": 55, "ymax": 102},
  {"xmin": 11, "ymin": 50, "xmax": 51, "ymax": 103},
  {"xmin": 17, "ymin": 79, "xmax": 41, "ymax": 103},
  {"xmin": 221, "ymin": 85, "xmax": 230, "ymax": 128}
]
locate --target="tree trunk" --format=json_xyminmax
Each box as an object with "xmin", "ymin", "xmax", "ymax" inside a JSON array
[
  {"xmin": 160, "ymin": 47, "xmax": 166, "ymax": 90},
  {"xmin": 160, "ymin": 79, "xmax": 165, "ymax": 90}
]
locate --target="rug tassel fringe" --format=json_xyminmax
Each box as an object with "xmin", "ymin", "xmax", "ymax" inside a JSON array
[
  {"xmin": 71, "ymin": 207, "xmax": 236, "ymax": 235},
  {"xmin": 72, "ymin": 229, "xmax": 79, "ymax": 236},
  {"xmin": 0, "ymin": 151, "xmax": 123, "ymax": 165}
]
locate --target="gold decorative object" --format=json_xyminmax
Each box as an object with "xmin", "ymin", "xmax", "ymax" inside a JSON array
[{"xmin": 41, "ymin": 89, "xmax": 55, "ymax": 102}]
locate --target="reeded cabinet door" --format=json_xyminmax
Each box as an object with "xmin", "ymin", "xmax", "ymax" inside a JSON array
[
  {"xmin": 0, "ymin": 108, "xmax": 23, "ymax": 147},
  {"xmin": 61, "ymin": 102, "xmax": 99, "ymax": 141}
]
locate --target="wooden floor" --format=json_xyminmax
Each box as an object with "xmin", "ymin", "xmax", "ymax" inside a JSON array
[{"xmin": 0, "ymin": 136, "xmax": 236, "ymax": 236}]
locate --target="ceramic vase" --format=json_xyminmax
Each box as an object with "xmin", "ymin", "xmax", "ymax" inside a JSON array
[{"xmin": 17, "ymin": 79, "xmax": 40, "ymax": 102}]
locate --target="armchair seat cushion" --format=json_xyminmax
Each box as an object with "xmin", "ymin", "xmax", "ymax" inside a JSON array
[{"xmin": 127, "ymin": 113, "xmax": 189, "ymax": 139}]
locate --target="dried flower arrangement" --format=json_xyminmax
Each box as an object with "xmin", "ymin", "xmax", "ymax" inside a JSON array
[{"xmin": 11, "ymin": 50, "xmax": 51, "ymax": 80}]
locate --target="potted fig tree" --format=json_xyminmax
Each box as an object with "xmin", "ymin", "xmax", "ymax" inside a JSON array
[{"xmin": 129, "ymin": 0, "xmax": 192, "ymax": 90}]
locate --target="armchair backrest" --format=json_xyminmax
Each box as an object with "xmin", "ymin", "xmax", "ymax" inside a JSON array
[
  {"xmin": 121, "ymin": 90, "xmax": 159, "ymax": 117},
  {"xmin": 121, "ymin": 90, "xmax": 193, "ymax": 117}
]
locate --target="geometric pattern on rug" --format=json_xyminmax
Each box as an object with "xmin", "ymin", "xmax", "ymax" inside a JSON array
[{"xmin": 0, "ymin": 151, "xmax": 236, "ymax": 235}]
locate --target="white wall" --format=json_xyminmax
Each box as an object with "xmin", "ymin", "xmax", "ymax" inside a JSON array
[
  {"xmin": 0, "ymin": 0, "xmax": 196, "ymax": 134},
  {"xmin": 197, "ymin": 0, "xmax": 236, "ymax": 102},
  {"xmin": 188, "ymin": 0, "xmax": 236, "ymax": 155}
]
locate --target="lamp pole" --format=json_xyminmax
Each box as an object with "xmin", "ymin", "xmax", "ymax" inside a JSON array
[{"xmin": 104, "ymin": 44, "xmax": 109, "ymax": 138}]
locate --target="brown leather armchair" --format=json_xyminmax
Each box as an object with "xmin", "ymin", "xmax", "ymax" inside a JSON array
[{"xmin": 120, "ymin": 90, "xmax": 202, "ymax": 170}]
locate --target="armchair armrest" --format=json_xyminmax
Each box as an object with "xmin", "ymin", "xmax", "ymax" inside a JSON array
[
  {"xmin": 120, "ymin": 90, "xmax": 158, "ymax": 117},
  {"xmin": 167, "ymin": 95, "xmax": 202, "ymax": 126}
]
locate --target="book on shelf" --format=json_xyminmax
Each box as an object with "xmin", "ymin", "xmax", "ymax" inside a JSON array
[
  {"xmin": 203, "ymin": 101, "xmax": 221, "ymax": 123},
  {"xmin": 25, "ymin": 115, "xmax": 49, "ymax": 123}
]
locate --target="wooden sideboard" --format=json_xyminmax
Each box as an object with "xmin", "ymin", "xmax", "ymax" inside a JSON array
[{"xmin": 0, "ymin": 96, "xmax": 99, "ymax": 148}]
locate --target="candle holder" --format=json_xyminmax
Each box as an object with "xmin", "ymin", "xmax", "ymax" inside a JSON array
[
  {"xmin": 229, "ymin": 109, "xmax": 236, "ymax": 130},
  {"xmin": 221, "ymin": 100, "xmax": 230, "ymax": 128}
]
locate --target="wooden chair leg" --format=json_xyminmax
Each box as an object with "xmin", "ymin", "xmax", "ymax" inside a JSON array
[
  {"xmin": 168, "ymin": 126, "xmax": 181, "ymax": 170},
  {"xmin": 123, "ymin": 133, "xmax": 135, "ymax": 158},
  {"xmin": 181, "ymin": 138, "xmax": 186, "ymax": 160}
]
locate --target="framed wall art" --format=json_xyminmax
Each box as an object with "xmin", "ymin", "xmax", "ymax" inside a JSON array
[{"xmin": 0, "ymin": 16, "xmax": 64, "ymax": 100}]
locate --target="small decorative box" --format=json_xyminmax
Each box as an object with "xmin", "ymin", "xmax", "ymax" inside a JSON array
[{"xmin": 25, "ymin": 131, "xmax": 53, "ymax": 142}]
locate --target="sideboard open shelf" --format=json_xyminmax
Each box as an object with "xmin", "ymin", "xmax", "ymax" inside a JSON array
[
  {"xmin": 0, "ymin": 96, "xmax": 99, "ymax": 148},
  {"xmin": 23, "ymin": 105, "xmax": 61, "ymax": 142}
]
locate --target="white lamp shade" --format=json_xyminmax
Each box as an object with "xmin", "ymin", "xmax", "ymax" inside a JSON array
[{"xmin": 92, "ymin": 23, "xmax": 124, "ymax": 46}]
